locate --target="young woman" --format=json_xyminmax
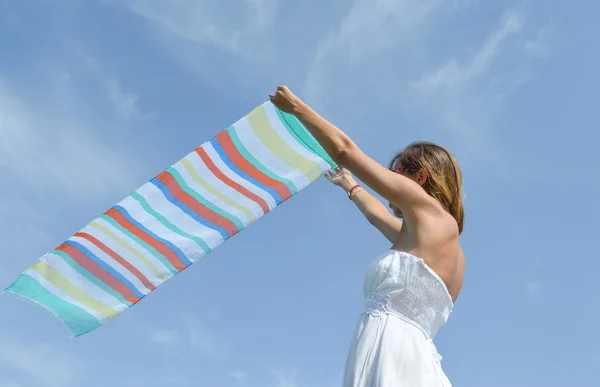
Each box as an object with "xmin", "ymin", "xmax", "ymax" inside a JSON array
[{"xmin": 270, "ymin": 86, "xmax": 465, "ymax": 386}]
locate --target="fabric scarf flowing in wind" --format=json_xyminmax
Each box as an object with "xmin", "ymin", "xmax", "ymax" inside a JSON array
[{"xmin": 5, "ymin": 102, "xmax": 336, "ymax": 337}]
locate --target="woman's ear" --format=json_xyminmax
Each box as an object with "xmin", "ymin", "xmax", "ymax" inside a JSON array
[{"xmin": 416, "ymin": 168, "xmax": 428, "ymax": 186}]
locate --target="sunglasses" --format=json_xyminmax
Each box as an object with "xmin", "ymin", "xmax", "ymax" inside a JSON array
[{"xmin": 390, "ymin": 166, "xmax": 417, "ymax": 174}]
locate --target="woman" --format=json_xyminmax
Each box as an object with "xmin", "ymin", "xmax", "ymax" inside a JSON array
[{"xmin": 270, "ymin": 86, "xmax": 465, "ymax": 386}]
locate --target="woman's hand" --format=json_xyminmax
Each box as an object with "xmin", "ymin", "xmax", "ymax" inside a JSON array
[
  {"xmin": 269, "ymin": 85, "xmax": 306, "ymax": 115},
  {"xmin": 325, "ymin": 167, "xmax": 357, "ymax": 191}
]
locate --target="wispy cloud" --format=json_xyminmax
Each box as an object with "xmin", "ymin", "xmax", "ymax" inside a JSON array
[
  {"xmin": 182, "ymin": 314, "xmax": 215, "ymax": 353},
  {"xmin": 124, "ymin": 0, "xmax": 279, "ymax": 57},
  {"xmin": 0, "ymin": 379, "xmax": 24, "ymax": 387},
  {"xmin": 123, "ymin": 368, "xmax": 192, "ymax": 387},
  {"xmin": 519, "ymin": 24, "xmax": 553, "ymax": 59},
  {"xmin": 0, "ymin": 334, "xmax": 82, "ymax": 387},
  {"xmin": 149, "ymin": 315, "xmax": 216, "ymax": 354},
  {"xmin": 107, "ymin": 79, "xmax": 144, "ymax": 119},
  {"xmin": 83, "ymin": 57, "xmax": 148, "ymax": 120},
  {"xmin": 150, "ymin": 329, "xmax": 181, "ymax": 346},
  {"xmin": 303, "ymin": 0, "xmax": 456, "ymax": 108},
  {"xmin": 301, "ymin": 2, "xmax": 552, "ymax": 174},
  {"xmin": 526, "ymin": 280, "xmax": 542, "ymax": 298},
  {"xmin": 271, "ymin": 369, "xmax": 299, "ymax": 387},
  {"xmin": 230, "ymin": 370, "xmax": 249, "ymax": 383},
  {"xmin": 414, "ymin": 9, "xmax": 526, "ymax": 90},
  {"xmin": 0, "ymin": 85, "xmax": 143, "ymax": 199},
  {"xmin": 407, "ymin": 6, "xmax": 552, "ymax": 167}
]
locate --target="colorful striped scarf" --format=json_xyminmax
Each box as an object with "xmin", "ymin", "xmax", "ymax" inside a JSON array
[{"xmin": 5, "ymin": 102, "xmax": 336, "ymax": 337}]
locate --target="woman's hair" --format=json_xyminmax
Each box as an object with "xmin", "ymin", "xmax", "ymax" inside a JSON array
[{"xmin": 390, "ymin": 141, "xmax": 464, "ymax": 234}]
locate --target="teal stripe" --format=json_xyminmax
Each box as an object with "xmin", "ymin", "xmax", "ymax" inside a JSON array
[
  {"xmin": 131, "ymin": 193, "xmax": 211, "ymax": 254},
  {"xmin": 166, "ymin": 167, "xmax": 245, "ymax": 230},
  {"xmin": 274, "ymin": 107, "xmax": 337, "ymax": 168},
  {"xmin": 7, "ymin": 274, "xmax": 102, "ymax": 337},
  {"xmin": 51, "ymin": 250, "xmax": 132, "ymax": 307},
  {"xmin": 100, "ymin": 215, "xmax": 178, "ymax": 275},
  {"xmin": 226, "ymin": 126, "xmax": 298, "ymax": 195}
]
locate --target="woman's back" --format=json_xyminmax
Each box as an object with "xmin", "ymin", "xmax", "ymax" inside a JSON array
[{"xmin": 395, "ymin": 207, "xmax": 465, "ymax": 302}]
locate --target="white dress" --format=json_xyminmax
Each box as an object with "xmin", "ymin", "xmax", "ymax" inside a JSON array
[{"xmin": 343, "ymin": 249, "xmax": 454, "ymax": 386}]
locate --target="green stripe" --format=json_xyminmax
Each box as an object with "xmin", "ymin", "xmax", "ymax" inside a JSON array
[
  {"xmin": 88, "ymin": 222, "xmax": 166, "ymax": 281},
  {"xmin": 179, "ymin": 158, "xmax": 257, "ymax": 223},
  {"xmin": 31, "ymin": 261, "xmax": 118, "ymax": 319},
  {"xmin": 7, "ymin": 274, "xmax": 102, "ymax": 337},
  {"xmin": 131, "ymin": 192, "xmax": 211, "ymax": 254},
  {"xmin": 100, "ymin": 215, "xmax": 178, "ymax": 275},
  {"xmin": 248, "ymin": 107, "xmax": 323, "ymax": 182},
  {"xmin": 274, "ymin": 107, "xmax": 337, "ymax": 168},
  {"xmin": 166, "ymin": 167, "xmax": 244, "ymax": 230},
  {"xmin": 226, "ymin": 126, "xmax": 298, "ymax": 195},
  {"xmin": 51, "ymin": 250, "xmax": 132, "ymax": 306}
]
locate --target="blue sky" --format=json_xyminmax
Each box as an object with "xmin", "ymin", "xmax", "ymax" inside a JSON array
[{"xmin": 0, "ymin": 1, "xmax": 598, "ymax": 386}]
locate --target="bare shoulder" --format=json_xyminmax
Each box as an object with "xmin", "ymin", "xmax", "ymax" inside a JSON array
[{"xmin": 413, "ymin": 199, "xmax": 459, "ymax": 246}]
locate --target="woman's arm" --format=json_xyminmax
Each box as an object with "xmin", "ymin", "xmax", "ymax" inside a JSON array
[
  {"xmin": 269, "ymin": 86, "xmax": 435, "ymax": 220},
  {"xmin": 326, "ymin": 168, "xmax": 402, "ymax": 243}
]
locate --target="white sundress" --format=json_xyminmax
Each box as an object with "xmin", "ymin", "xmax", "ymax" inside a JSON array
[{"xmin": 343, "ymin": 249, "xmax": 454, "ymax": 386}]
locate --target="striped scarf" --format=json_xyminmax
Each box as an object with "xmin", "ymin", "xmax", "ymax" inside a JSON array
[{"xmin": 5, "ymin": 102, "xmax": 336, "ymax": 337}]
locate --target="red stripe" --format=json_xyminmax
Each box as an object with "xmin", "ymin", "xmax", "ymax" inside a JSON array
[
  {"xmin": 216, "ymin": 131, "xmax": 293, "ymax": 201},
  {"xmin": 195, "ymin": 147, "xmax": 271, "ymax": 214},
  {"xmin": 105, "ymin": 207, "xmax": 187, "ymax": 272},
  {"xmin": 56, "ymin": 243, "xmax": 139, "ymax": 304},
  {"xmin": 156, "ymin": 171, "xmax": 238, "ymax": 237},
  {"xmin": 74, "ymin": 232, "xmax": 156, "ymax": 291}
]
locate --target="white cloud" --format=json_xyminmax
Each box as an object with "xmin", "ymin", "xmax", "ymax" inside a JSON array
[
  {"xmin": 0, "ymin": 84, "xmax": 143, "ymax": 200},
  {"xmin": 149, "ymin": 315, "xmax": 216, "ymax": 354},
  {"xmin": 150, "ymin": 329, "xmax": 181, "ymax": 345},
  {"xmin": 526, "ymin": 280, "xmax": 542, "ymax": 297},
  {"xmin": 0, "ymin": 335, "xmax": 81, "ymax": 387},
  {"xmin": 271, "ymin": 369, "xmax": 299, "ymax": 387},
  {"xmin": 183, "ymin": 315, "xmax": 214, "ymax": 353},
  {"xmin": 300, "ymin": 2, "xmax": 551, "ymax": 173},
  {"xmin": 154, "ymin": 370, "xmax": 192, "ymax": 387},
  {"xmin": 405, "ymin": 6, "xmax": 552, "ymax": 172},
  {"xmin": 83, "ymin": 57, "xmax": 147, "ymax": 119},
  {"xmin": 107, "ymin": 79, "xmax": 143, "ymax": 119},
  {"xmin": 123, "ymin": 368, "xmax": 192, "ymax": 387},
  {"xmin": 414, "ymin": 9, "xmax": 526, "ymax": 90},
  {"xmin": 124, "ymin": 0, "xmax": 279, "ymax": 57},
  {"xmin": 520, "ymin": 23, "xmax": 553, "ymax": 59},
  {"xmin": 230, "ymin": 370, "xmax": 248, "ymax": 382},
  {"xmin": 0, "ymin": 379, "xmax": 23, "ymax": 387},
  {"xmin": 302, "ymin": 0, "xmax": 458, "ymax": 108}
]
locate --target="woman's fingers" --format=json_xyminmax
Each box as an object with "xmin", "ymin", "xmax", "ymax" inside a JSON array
[{"xmin": 325, "ymin": 169, "xmax": 340, "ymax": 181}]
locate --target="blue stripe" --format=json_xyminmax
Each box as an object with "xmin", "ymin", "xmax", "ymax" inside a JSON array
[
  {"xmin": 208, "ymin": 138, "xmax": 283, "ymax": 204},
  {"xmin": 64, "ymin": 240, "xmax": 145, "ymax": 299},
  {"xmin": 51, "ymin": 250, "xmax": 132, "ymax": 306},
  {"xmin": 149, "ymin": 178, "xmax": 230, "ymax": 240},
  {"xmin": 98, "ymin": 214, "xmax": 178, "ymax": 275},
  {"xmin": 113, "ymin": 205, "xmax": 193, "ymax": 267}
]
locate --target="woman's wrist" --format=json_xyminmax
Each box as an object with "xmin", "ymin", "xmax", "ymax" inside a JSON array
[
  {"xmin": 292, "ymin": 101, "xmax": 312, "ymax": 118},
  {"xmin": 340, "ymin": 179, "xmax": 358, "ymax": 192}
]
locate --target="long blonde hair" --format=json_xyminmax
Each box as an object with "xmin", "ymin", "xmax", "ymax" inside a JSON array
[{"xmin": 390, "ymin": 142, "xmax": 465, "ymax": 234}]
